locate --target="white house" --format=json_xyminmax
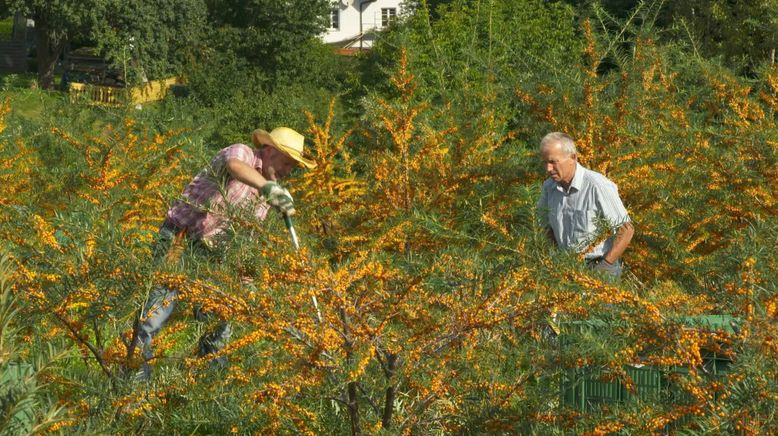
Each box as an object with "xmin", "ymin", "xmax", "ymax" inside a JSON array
[{"xmin": 322, "ymin": 0, "xmax": 404, "ymax": 49}]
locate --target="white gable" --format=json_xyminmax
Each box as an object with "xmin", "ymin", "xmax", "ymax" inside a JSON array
[{"xmin": 322, "ymin": 0, "xmax": 404, "ymax": 49}]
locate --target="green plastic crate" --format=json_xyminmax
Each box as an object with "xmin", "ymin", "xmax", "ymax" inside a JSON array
[
  {"xmin": 559, "ymin": 315, "xmax": 738, "ymax": 412},
  {"xmin": 562, "ymin": 364, "xmax": 669, "ymax": 411}
]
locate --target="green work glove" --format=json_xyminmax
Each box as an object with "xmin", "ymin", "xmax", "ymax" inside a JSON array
[{"xmin": 261, "ymin": 181, "xmax": 296, "ymax": 215}]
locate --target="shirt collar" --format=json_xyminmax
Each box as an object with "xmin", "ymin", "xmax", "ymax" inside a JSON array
[
  {"xmin": 555, "ymin": 162, "xmax": 585, "ymax": 193},
  {"xmin": 569, "ymin": 162, "xmax": 585, "ymax": 191}
]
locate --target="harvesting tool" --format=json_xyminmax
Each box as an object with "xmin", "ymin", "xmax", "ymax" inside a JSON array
[
  {"xmin": 283, "ymin": 213, "xmax": 322, "ymax": 323},
  {"xmin": 283, "ymin": 213, "xmax": 300, "ymax": 251}
]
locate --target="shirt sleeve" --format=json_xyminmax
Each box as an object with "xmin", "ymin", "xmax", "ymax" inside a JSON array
[
  {"xmin": 211, "ymin": 143, "xmax": 255, "ymax": 174},
  {"xmin": 595, "ymin": 181, "xmax": 630, "ymax": 228}
]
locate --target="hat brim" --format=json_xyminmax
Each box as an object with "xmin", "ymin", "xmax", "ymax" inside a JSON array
[{"xmin": 251, "ymin": 129, "xmax": 317, "ymax": 169}]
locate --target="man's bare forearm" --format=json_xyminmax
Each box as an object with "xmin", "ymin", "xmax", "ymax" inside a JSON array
[
  {"xmin": 226, "ymin": 159, "xmax": 270, "ymax": 190},
  {"xmin": 603, "ymin": 221, "xmax": 634, "ymax": 264}
]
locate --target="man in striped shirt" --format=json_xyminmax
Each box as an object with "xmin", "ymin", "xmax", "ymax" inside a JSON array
[
  {"xmin": 537, "ymin": 132, "xmax": 634, "ymax": 278},
  {"xmin": 131, "ymin": 127, "xmax": 317, "ymax": 378}
]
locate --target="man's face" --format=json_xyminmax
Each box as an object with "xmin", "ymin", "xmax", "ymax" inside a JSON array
[
  {"xmin": 263, "ymin": 147, "xmax": 298, "ymax": 181},
  {"xmin": 541, "ymin": 142, "xmax": 577, "ymax": 186}
]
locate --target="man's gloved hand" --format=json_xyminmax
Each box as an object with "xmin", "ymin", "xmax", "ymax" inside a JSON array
[{"xmin": 261, "ymin": 181, "xmax": 296, "ymax": 216}]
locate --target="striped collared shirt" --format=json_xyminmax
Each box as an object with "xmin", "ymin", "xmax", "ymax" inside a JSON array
[
  {"xmin": 537, "ymin": 163, "xmax": 630, "ymax": 258},
  {"xmin": 165, "ymin": 143, "xmax": 270, "ymax": 243}
]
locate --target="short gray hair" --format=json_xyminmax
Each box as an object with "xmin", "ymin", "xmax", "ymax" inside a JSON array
[{"xmin": 540, "ymin": 132, "xmax": 576, "ymax": 156}]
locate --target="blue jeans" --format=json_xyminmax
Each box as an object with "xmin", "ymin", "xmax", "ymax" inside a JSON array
[{"xmin": 133, "ymin": 221, "xmax": 232, "ymax": 377}]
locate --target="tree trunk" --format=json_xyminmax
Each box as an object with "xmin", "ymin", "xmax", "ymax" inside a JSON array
[
  {"xmin": 340, "ymin": 308, "xmax": 361, "ymax": 436},
  {"xmin": 347, "ymin": 380, "xmax": 361, "ymax": 436},
  {"xmin": 35, "ymin": 16, "xmax": 65, "ymax": 90},
  {"xmin": 381, "ymin": 353, "xmax": 398, "ymax": 429}
]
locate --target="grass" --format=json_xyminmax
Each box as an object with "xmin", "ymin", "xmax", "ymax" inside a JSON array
[
  {"xmin": 1, "ymin": 73, "xmax": 65, "ymax": 122},
  {"xmin": 2, "ymin": 72, "xmax": 38, "ymax": 89},
  {"xmin": 4, "ymin": 89, "xmax": 60, "ymax": 122},
  {"xmin": 1, "ymin": 72, "xmax": 180, "ymax": 139}
]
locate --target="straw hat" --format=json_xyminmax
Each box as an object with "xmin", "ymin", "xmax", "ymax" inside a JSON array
[{"xmin": 251, "ymin": 127, "xmax": 317, "ymax": 169}]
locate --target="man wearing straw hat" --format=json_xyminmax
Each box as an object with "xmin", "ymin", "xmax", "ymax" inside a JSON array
[{"xmin": 130, "ymin": 127, "xmax": 316, "ymax": 378}]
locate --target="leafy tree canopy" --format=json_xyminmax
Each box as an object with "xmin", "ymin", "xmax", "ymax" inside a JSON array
[
  {"xmin": 0, "ymin": 0, "xmax": 92, "ymax": 88},
  {"xmin": 90, "ymin": 0, "xmax": 208, "ymax": 84},
  {"xmin": 567, "ymin": 0, "xmax": 778, "ymax": 74},
  {"xmin": 664, "ymin": 0, "xmax": 778, "ymax": 74},
  {"xmin": 0, "ymin": 0, "xmax": 207, "ymax": 88},
  {"xmin": 203, "ymin": 0, "xmax": 331, "ymax": 82}
]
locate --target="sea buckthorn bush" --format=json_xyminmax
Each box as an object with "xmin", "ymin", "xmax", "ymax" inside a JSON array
[{"xmin": 0, "ymin": 1, "xmax": 775, "ymax": 434}]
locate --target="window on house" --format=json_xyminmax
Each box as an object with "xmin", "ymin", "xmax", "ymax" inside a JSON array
[
  {"xmin": 381, "ymin": 8, "xmax": 397, "ymax": 27},
  {"xmin": 329, "ymin": 7, "xmax": 340, "ymax": 30}
]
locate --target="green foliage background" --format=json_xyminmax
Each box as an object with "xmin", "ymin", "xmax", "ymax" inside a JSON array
[{"xmin": 0, "ymin": 0, "xmax": 776, "ymax": 434}]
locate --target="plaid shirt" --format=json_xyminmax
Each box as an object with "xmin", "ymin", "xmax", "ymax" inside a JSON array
[{"xmin": 165, "ymin": 143, "xmax": 270, "ymax": 243}]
